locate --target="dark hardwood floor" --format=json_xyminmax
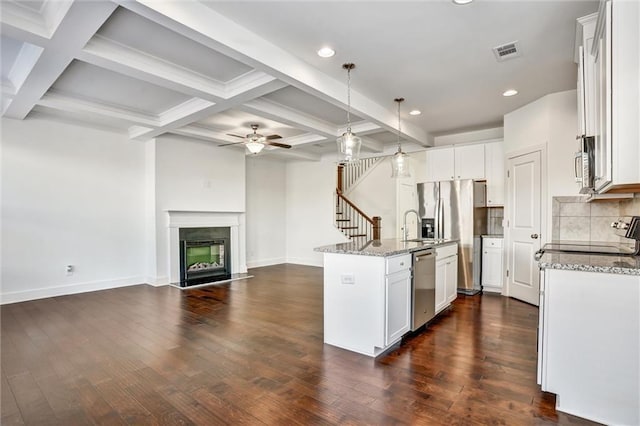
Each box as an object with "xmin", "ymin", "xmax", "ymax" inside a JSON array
[{"xmin": 1, "ymin": 264, "xmax": 596, "ymax": 425}]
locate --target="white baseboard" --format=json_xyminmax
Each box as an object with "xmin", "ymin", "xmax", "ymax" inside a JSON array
[
  {"xmin": 285, "ymin": 257, "xmax": 324, "ymax": 268},
  {"xmin": 145, "ymin": 275, "xmax": 170, "ymax": 286},
  {"xmin": 0, "ymin": 275, "xmax": 147, "ymax": 305},
  {"xmin": 246, "ymin": 257, "xmax": 286, "ymax": 269}
]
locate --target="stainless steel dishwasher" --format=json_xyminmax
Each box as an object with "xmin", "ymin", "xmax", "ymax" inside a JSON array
[{"xmin": 412, "ymin": 248, "xmax": 436, "ymax": 331}]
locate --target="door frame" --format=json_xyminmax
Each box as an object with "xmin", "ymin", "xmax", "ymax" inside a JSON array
[{"xmin": 503, "ymin": 144, "xmax": 547, "ymax": 299}]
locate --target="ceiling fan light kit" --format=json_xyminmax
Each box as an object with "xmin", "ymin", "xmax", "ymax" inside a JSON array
[
  {"xmin": 391, "ymin": 97, "xmax": 410, "ymax": 178},
  {"xmin": 337, "ymin": 63, "xmax": 362, "ymax": 163},
  {"xmin": 220, "ymin": 123, "xmax": 290, "ymax": 154}
]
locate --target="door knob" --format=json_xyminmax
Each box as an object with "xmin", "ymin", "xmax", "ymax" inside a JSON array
[{"xmin": 531, "ymin": 233, "xmax": 539, "ymax": 239}]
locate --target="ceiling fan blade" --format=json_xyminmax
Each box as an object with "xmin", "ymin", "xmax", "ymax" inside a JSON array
[
  {"xmin": 218, "ymin": 141, "xmax": 246, "ymax": 147},
  {"xmin": 265, "ymin": 134, "xmax": 282, "ymax": 140},
  {"xmin": 226, "ymin": 133, "xmax": 246, "ymax": 139},
  {"xmin": 265, "ymin": 141, "xmax": 292, "ymax": 149}
]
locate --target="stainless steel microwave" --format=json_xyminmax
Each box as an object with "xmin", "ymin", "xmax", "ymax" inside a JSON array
[{"xmin": 575, "ymin": 135, "xmax": 595, "ymax": 194}]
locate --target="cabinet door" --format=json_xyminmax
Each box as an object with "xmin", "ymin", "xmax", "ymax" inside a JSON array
[
  {"xmin": 385, "ymin": 270, "xmax": 411, "ymax": 345},
  {"xmin": 485, "ymin": 142, "xmax": 505, "ymax": 206},
  {"xmin": 445, "ymin": 255, "xmax": 458, "ymax": 303},
  {"xmin": 593, "ymin": 1, "xmax": 612, "ymax": 192},
  {"xmin": 455, "ymin": 144, "xmax": 485, "ymax": 180},
  {"xmin": 481, "ymin": 247, "xmax": 503, "ymax": 289},
  {"xmin": 435, "ymin": 259, "xmax": 447, "ymax": 313},
  {"xmin": 426, "ymin": 148, "xmax": 455, "ymax": 181}
]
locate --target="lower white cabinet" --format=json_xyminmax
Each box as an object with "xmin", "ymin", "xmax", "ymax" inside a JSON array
[
  {"xmin": 538, "ymin": 268, "xmax": 639, "ymax": 425},
  {"xmin": 481, "ymin": 237, "xmax": 503, "ymax": 293},
  {"xmin": 385, "ymin": 268, "xmax": 412, "ymax": 345},
  {"xmin": 322, "ymin": 252, "xmax": 411, "ymax": 357},
  {"xmin": 435, "ymin": 244, "xmax": 458, "ymax": 313}
]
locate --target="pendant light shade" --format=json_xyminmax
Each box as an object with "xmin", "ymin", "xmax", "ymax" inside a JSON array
[
  {"xmin": 391, "ymin": 97, "xmax": 410, "ymax": 178},
  {"xmin": 337, "ymin": 63, "xmax": 362, "ymax": 163}
]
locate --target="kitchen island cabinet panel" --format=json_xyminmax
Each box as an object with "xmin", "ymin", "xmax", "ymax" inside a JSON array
[{"xmin": 323, "ymin": 252, "xmax": 411, "ymax": 357}]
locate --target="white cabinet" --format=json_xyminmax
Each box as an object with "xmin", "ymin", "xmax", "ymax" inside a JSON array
[
  {"xmin": 435, "ymin": 243, "xmax": 458, "ymax": 313},
  {"xmin": 425, "ymin": 144, "xmax": 485, "ymax": 182},
  {"xmin": 577, "ymin": 1, "xmax": 640, "ymax": 193},
  {"xmin": 425, "ymin": 148, "xmax": 455, "ymax": 181},
  {"xmin": 538, "ymin": 268, "xmax": 640, "ymax": 425},
  {"xmin": 384, "ymin": 264, "xmax": 411, "ymax": 345},
  {"xmin": 481, "ymin": 237, "xmax": 503, "ymax": 293},
  {"xmin": 454, "ymin": 144, "xmax": 485, "ymax": 180},
  {"xmin": 322, "ymin": 252, "xmax": 411, "ymax": 357},
  {"xmin": 484, "ymin": 142, "xmax": 505, "ymax": 206},
  {"xmin": 444, "ymin": 255, "xmax": 458, "ymax": 303}
]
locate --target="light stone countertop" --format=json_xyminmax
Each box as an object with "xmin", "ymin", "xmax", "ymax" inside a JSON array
[
  {"xmin": 314, "ymin": 238, "xmax": 457, "ymax": 257},
  {"xmin": 539, "ymin": 252, "xmax": 640, "ymax": 276}
]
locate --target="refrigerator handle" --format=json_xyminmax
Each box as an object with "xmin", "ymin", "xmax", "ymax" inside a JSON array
[
  {"xmin": 439, "ymin": 197, "xmax": 445, "ymax": 239},
  {"xmin": 434, "ymin": 197, "xmax": 441, "ymax": 239}
]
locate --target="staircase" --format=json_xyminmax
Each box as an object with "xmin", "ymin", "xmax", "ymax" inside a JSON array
[{"xmin": 335, "ymin": 158, "xmax": 383, "ymax": 241}]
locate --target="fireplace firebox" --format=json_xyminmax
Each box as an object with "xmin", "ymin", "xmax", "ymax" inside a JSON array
[{"xmin": 179, "ymin": 227, "xmax": 231, "ymax": 287}]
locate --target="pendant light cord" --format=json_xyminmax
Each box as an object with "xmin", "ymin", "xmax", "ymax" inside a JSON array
[
  {"xmin": 346, "ymin": 67, "xmax": 352, "ymax": 133},
  {"xmin": 395, "ymin": 97, "xmax": 404, "ymax": 153}
]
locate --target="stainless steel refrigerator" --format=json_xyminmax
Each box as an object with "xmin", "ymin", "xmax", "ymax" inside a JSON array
[{"xmin": 417, "ymin": 180, "xmax": 487, "ymax": 295}]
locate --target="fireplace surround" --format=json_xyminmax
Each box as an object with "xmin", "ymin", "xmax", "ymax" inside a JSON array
[{"xmin": 166, "ymin": 211, "xmax": 247, "ymax": 286}]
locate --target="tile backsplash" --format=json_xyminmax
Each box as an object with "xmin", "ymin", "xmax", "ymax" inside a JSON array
[
  {"xmin": 552, "ymin": 195, "xmax": 640, "ymax": 242},
  {"xmin": 487, "ymin": 207, "xmax": 504, "ymax": 235}
]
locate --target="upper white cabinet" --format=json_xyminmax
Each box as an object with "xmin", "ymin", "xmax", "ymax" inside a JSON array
[
  {"xmin": 425, "ymin": 144, "xmax": 485, "ymax": 182},
  {"xmin": 576, "ymin": 1, "xmax": 640, "ymax": 193},
  {"xmin": 454, "ymin": 144, "xmax": 485, "ymax": 180},
  {"xmin": 484, "ymin": 141, "xmax": 505, "ymax": 206},
  {"xmin": 425, "ymin": 147, "xmax": 455, "ymax": 181}
]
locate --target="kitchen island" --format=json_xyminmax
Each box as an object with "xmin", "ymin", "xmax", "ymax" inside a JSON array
[
  {"xmin": 315, "ymin": 239, "xmax": 458, "ymax": 357},
  {"xmin": 537, "ymin": 251, "xmax": 640, "ymax": 425}
]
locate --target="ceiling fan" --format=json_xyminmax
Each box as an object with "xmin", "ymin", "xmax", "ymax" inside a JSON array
[{"xmin": 219, "ymin": 124, "xmax": 292, "ymax": 154}]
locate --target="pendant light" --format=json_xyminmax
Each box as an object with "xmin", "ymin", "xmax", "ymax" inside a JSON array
[
  {"xmin": 391, "ymin": 97, "xmax": 410, "ymax": 178},
  {"xmin": 337, "ymin": 63, "xmax": 361, "ymax": 163}
]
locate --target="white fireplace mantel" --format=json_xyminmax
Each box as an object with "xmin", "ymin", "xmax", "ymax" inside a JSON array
[{"xmin": 166, "ymin": 210, "xmax": 247, "ymax": 284}]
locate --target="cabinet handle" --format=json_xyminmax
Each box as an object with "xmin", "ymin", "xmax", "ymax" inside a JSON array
[
  {"xmin": 400, "ymin": 262, "xmax": 404, "ymax": 266},
  {"xmin": 531, "ymin": 234, "xmax": 539, "ymax": 239}
]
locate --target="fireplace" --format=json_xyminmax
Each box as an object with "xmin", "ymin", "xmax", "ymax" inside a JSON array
[{"xmin": 179, "ymin": 227, "xmax": 231, "ymax": 287}]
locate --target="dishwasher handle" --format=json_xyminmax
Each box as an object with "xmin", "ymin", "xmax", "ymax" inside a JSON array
[{"xmin": 415, "ymin": 251, "xmax": 434, "ymax": 261}]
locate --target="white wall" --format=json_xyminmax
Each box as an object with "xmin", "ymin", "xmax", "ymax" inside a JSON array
[
  {"xmin": 1, "ymin": 116, "xmax": 147, "ymax": 303},
  {"xmin": 348, "ymin": 157, "xmax": 397, "ymax": 239},
  {"xmin": 504, "ymin": 89, "xmax": 579, "ymax": 241},
  {"xmin": 152, "ymin": 135, "xmax": 246, "ymax": 282},
  {"xmin": 285, "ymin": 160, "xmax": 348, "ymax": 267},
  {"xmin": 245, "ymin": 156, "xmax": 286, "ymax": 268}
]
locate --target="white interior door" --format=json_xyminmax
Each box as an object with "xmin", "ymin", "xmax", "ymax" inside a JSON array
[{"xmin": 506, "ymin": 151, "xmax": 542, "ymax": 305}]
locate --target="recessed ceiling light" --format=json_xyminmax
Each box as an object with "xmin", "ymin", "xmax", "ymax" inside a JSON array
[
  {"xmin": 409, "ymin": 110, "xmax": 422, "ymax": 116},
  {"xmin": 317, "ymin": 47, "xmax": 335, "ymax": 58},
  {"xmin": 503, "ymin": 89, "xmax": 518, "ymax": 97},
  {"xmin": 452, "ymin": 0, "xmax": 473, "ymax": 4}
]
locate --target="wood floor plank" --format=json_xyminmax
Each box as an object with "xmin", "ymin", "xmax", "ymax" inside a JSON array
[{"xmin": 0, "ymin": 264, "xmax": 598, "ymax": 425}]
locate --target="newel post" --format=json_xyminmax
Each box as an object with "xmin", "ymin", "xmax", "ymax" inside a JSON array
[
  {"xmin": 372, "ymin": 216, "xmax": 381, "ymax": 240},
  {"xmin": 337, "ymin": 164, "xmax": 344, "ymax": 193}
]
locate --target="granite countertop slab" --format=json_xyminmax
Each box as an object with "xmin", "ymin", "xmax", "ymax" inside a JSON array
[
  {"xmin": 314, "ymin": 238, "xmax": 457, "ymax": 257},
  {"xmin": 482, "ymin": 234, "xmax": 504, "ymax": 238},
  {"xmin": 539, "ymin": 252, "xmax": 640, "ymax": 276}
]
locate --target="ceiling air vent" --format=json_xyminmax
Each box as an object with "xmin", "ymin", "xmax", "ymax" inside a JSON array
[{"xmin": 493, "ymin": 41, "xmax": 521, "ymax": 62}]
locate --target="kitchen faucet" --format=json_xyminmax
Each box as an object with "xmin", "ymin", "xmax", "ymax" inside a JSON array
[{"xmin": 403, "ymin": 209, "xmax": 421, "ymax": 241}]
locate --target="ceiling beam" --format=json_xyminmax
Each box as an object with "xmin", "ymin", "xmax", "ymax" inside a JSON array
[
  {"xmin": 115, "ymin": 0, "xmax": 430, "ymax": 146},
  {"xmin": 130, "ymin": 77, "xmax": 286, "ymax": 141},
  {"xmin": 257, "ymin": 147, "xmax": 321, "ymax": 162},
  {"xmin": 2, "ymin": 1, "xmax": 118, "ymax": 120}
]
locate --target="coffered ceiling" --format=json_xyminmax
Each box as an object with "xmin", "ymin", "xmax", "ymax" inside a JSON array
[{"xmin": 0, "ymin": 0, "xmax": 598, "ymax": 161}]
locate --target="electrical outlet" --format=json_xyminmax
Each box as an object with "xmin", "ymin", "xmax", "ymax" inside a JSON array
[
  {"xmin": 340, "ymin": 273, "xmax": 355, "ymax": 285},
  {"xmin": 66, "ymin": 265, "xmax": 74, "ymax": 276}
]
